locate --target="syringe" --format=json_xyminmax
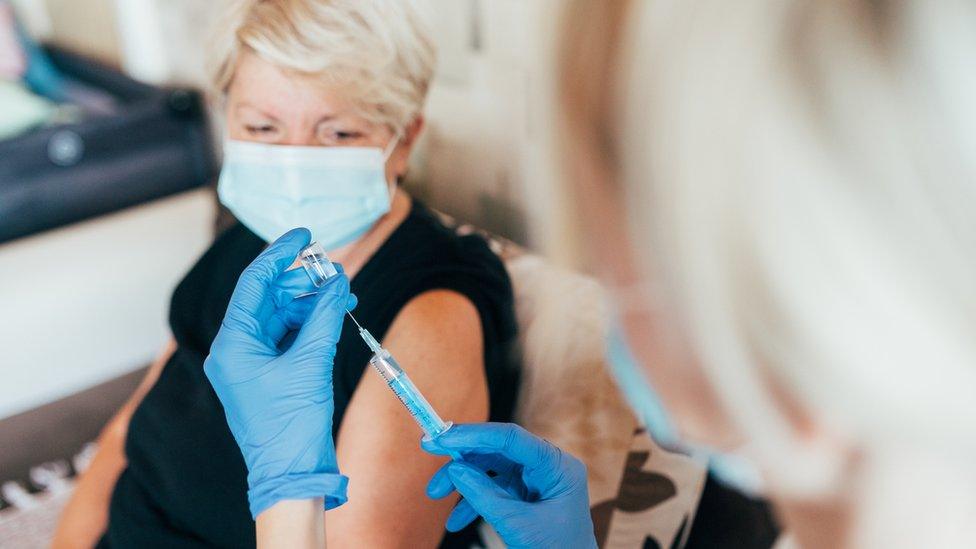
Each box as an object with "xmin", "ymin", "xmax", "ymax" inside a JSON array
[{"xmin": 298, "ymin": 242, "xmax": 457, "ymax": 446}]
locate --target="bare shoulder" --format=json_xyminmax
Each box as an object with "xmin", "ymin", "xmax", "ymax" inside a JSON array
[
  {"xmin": 380, "ymin": 290, "xmax": 486, "ymax": 413},
  {"xmin": 384, "ymin": 289, "xmax": 483, "ymax": 352}
]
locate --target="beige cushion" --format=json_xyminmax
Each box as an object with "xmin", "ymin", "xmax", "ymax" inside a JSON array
[{"xmin": 505, "ymin": 253, "xmax": 707, "ymax": 548}]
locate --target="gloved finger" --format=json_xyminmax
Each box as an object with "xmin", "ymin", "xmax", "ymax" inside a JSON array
[
  {"xmin": 469, "ymin": 455, "xmax": 526, "ymax": 499},
  {"xmin": 446, "ymin": 462, "xmax": 520, "ymax": 525},
  {"xmin": 423, "ymin": 437, "xmax": 507, "ymax": 469},
  {"xmin": 428, "ymin": 423, "xmax": 559, "ymax": 471},
  {"xmin": 421, "ymin": 434, "xmax": 455, "ymax": 457},
  {"xmin": 445, "ymin": 498, "xmax": 479, "ymax": 532},
  {"xmin": 272, "ymin": 262, "xmax": 354, "ymax": 308},
  {"xmin": 277, "ymin": 328, "xmax": 299, "ymax": 353},
  {"xmin": 426, "ymin": 462, "xmax": 456, "ymax": 499},
  {"xmin": 268, "ymin": 292, "xmax": 356, "ymax": 351},
  {"xmin": 287, "ymin": 274, "xmax": 353, "ymax": 362},
  {"xmin": 266, "ymin": 294, "xmax": 316, "ymax": 345},
  {"xmin": 428, "ymin": 451, "xmax": 519, "ymax": 499},
  {"xmin": 434, "ymin": 423, "xmax": 573, "ymax": 497},
  {"xmin": 271, "ymin": 268, "xmax": 319, "ymax": 308},
  {"xmin": 326, "ymin": 264, "xmax": 358, "ymax": 311},
  {"xmin": 225, "ymin": 228, "xmax": 311, "ymax": 332}
]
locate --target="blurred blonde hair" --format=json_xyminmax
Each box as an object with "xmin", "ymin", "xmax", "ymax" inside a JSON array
[
  {"xmin": 559, "ymin": 0, "xmax": 976, "ymax": 546},
  {"xmin": 207, "ymin": 0, "xmax": 436, "ymax": 131}
]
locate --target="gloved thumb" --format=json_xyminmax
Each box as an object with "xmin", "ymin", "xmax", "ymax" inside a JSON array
[
  {"xmin": 224, "ymin": 228, "xmax": 311, "ymax": 333},
  {"xmin": 288, "ymin": 274, "xmax": 355, "ymax": 362},
  {"xmin": 446, "ymin": 462, "xmax": 520, "ymax": 525}
]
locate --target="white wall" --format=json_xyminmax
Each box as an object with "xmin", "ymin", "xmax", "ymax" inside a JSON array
[
  {"xmin": 412, "ymin": 0, "xmax": 562, "ymax": 245},
  {"xmin": 48, "ymin": 0, "xmax": 119, "ymax": 62},
  {"xmin": 112, "ymin": 0, "xmax": 219, "ymax": 85},
  {"xmin": 0, "ymin": 191, "xmax": 214, "ymax": 419},
  {"xmin": 10, "ymin": 0, "xmax": 52, "ymax": 39}
]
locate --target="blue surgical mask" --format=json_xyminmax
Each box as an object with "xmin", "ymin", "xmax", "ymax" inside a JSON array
[
  {"xmin": 605, "ymin": 323, "xmax": 682, "ymax": 448},
  {"xmin": 217, "ymin": 136, "xmax": 399, "ymax": 249},
  {"xmin": 606, "ymin": 322, "xmax": 765, "ymax": 496}
]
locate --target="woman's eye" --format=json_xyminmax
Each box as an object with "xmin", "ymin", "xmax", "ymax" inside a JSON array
[
  {"xmin": 245, "ymin": 125, "xmax": 277, "ymax": 135},
  {"xmin": 319, "ymin": 129, "xmax": 364, "ymax": 144},
  {"xmin": 333, "ymin": 130, "xmax": 362, "ymax": 141}
]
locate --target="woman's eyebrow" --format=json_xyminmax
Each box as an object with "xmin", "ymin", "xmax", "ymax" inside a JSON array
[
  {"xmin": 313, "ymin": 113, "xmax": 345, "ymax": 126},
  {"xmin": 234, "ymin": 102, "xmax": 283, "ymax": 123}
]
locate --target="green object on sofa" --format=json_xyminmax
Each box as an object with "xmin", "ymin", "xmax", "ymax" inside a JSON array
[{"xmin": 0, "ymin": 79, "xmax": 53, "ymax": 140}]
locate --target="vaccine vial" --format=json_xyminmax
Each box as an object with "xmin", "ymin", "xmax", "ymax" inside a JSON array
[{"xmin": 299, "ymin": 242, "xmax": 338, "ymax": 287}]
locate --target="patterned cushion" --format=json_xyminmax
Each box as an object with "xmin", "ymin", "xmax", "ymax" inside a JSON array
[{"xmin": 505, "ymin": 254, "xmax": 706, "ymax": 548}]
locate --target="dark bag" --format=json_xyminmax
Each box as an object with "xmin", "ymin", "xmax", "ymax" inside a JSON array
[{"xmin": 0, "ymin": 47, "xmax": 216, "ymax": 244}]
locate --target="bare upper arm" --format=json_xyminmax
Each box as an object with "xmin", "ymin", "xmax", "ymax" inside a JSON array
[{"xmin": 328, "ymin": 290, "xmax": 488, "ymax": 548}]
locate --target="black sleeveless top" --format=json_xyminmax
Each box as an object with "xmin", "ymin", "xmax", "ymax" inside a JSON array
[{"xmin": 98, "ymin": 201, "xmax": 519, "ymax": 548}]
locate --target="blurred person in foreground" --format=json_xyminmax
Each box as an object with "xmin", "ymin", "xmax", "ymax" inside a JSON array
[{"xmin": 553, "ymin": 0, "xmax": 976, "ymax": 547}]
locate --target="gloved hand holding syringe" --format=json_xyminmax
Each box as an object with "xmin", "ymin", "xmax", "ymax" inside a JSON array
[{"xmin": 299, "ymin": 241, "xmax": 461, "ymax": 458}]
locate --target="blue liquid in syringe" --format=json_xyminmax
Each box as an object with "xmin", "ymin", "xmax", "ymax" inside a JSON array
[
  {"xmin": 387, "ymin": 373, "xmax": 451, "ymax": 438},
  {"xmin": 369, "ymin": 351, "xmax": 453, "ymax": 440}
]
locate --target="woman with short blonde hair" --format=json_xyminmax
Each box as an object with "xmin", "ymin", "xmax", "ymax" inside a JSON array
[
  {"xmin": 53, "ymin": 2, "xmax": 520, "ymax": 547},
  {"xmin": 557, "ymin": 0, "xmax": 976, "ymax": 546},
  {"xmin": 208, "ymin": 0, "xmax": 435, "ymax": 131}
]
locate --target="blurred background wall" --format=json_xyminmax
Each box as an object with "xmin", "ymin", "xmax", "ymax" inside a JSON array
[{"xmin": 11, "ymin": 0, "xmax": 117, "ymax": 62}]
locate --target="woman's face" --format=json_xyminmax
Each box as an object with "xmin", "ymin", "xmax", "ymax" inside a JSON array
[{"xmin": 224, "ymin": 50, "xmax": 415, "ymax": 184}]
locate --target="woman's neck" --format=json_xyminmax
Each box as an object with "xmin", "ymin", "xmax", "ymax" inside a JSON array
[{"xmin": 324, "ymin": 189, "xmax": 412, "ymax": 278}]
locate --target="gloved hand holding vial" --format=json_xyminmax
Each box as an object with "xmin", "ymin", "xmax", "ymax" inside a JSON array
[
  {"xmin": 203, "ymin": 229, "xmax": 356, "ymax": 518},
  {"xmin": 205, "ymin": 233, "xmax": 596, "ymax": 547}
]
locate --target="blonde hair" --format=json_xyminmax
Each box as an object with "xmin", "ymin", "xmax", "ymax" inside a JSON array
[
  {"xmin": 207, "ymin": 0, "xmax": 436, "ymax": 130},
  {"xmin": 559, "ymin": 0, "xmax": 976, "ymax": 546}
]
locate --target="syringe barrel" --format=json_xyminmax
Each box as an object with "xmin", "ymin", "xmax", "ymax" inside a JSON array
[
  {"xmin": 369, "ymin": 352, "xmax": 452, "ymax": 439},
  {"xmin": 369, "ymin": 350, "xmax": 403, "ymax": 382}
]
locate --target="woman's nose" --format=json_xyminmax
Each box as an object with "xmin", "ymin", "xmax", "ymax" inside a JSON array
[{"xmin": 279, "ymin": 133, "xmax": 319, "ymax": 147}]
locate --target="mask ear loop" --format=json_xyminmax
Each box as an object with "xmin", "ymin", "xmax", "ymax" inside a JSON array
[
  {"xmin": 381, "ymin": 131, "xmax": 401, "ymax": 161},
  {"xmin": 381, "ymin": 130, "xmax": 403, "ymax": 204}
]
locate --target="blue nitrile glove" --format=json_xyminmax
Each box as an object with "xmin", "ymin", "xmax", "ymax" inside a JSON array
[
  {"xmin": 203, "ymin": 228, "xmax": 356, "ymax": 518},
  {"xmin": 422, "ymin": 423, "xmax": 597, "ymax": 548}
]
